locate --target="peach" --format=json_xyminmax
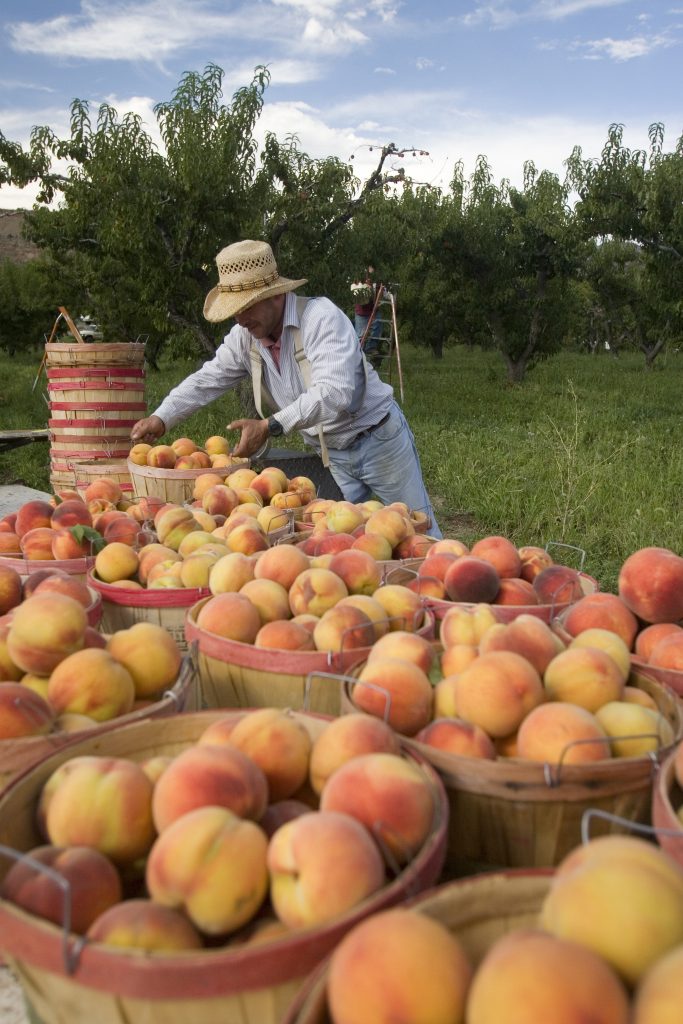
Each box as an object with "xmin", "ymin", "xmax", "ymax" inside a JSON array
[
  {"xmin": 84, "ymin": 478, "xmax": 123, "ymax": 505},
  {"xmin": 177, "ymin": 529, "xmax": 219, "ymax": 558},
  {"xmin": 540, "ymin": 834, "xmax": 683, "ymax": 985},
  {"xmin": 352, "ymin": 656, "xmax": 433, "ymax": 736},
  {"xmin": 155, "ymin": 506, "xmax": 200, "ymax": 551},
  {"xmin": 443, "ymin": 555, "xmax": 500, "ymax": 604},
  {"xmin": 288, "ymin": 475, "xmax": 317, "ymax": 504},
  {"xmin": 51, "ymin": 526, "xmax": 99, "ymax": 559},
  {"xmin": 334, "ymin": 594, "xmax": 390, "ymax": 641},
  {"xmin": 364, "ymin": 507, "xmax": 413, "ymax": 550},
  {"xmin": 87, "ymin": 898, "xmax": 203, "ymax": 951},
  {"xmin": 146, "ymin": 443, "xmax": 177, "ymax": 468},
  {"xmin": 47, "ymin": 647, "xmax": 136, "ymax": 722},
  {"xmin": 322, "ymin": 501, "xmax": 364, "ymax": 536},
  {"xmin": 394, "ymin": 534, "xmax": 436, "ymax": 561},
  {"xmin": 20, "ymin": 526, "xmax": 57, "ymax": 560},
  {"xmin": 479, "ymin": 614, "xmax": 564, "ymax": 676},
  {"xmin": 254, "ymin": 543, "xmax": 310, "ymax": 590},
  {"xmin": 239, "ymin": 577, "xmax": 291, "ymax": 625},
  {"xmin": 313, "ymin": 604, "xmax": 375, "ymax": 654},
  {"xmin": 94, "ymin": 540, "xmax": 140, "ymax": 584},
  {"xmin": 20, "ymin": 566, "xmax": 70, "ymax": 597},
  {"xmin": 440, "ymin": 603, "xmax": 497, "ymax": 648},
  {"xmin": 0, "ymin": 532, "xmax": 21, "ymax": 554},
  {"xmin": 415, "ymin": 717, "xmax": 497, "ymax": 759},
  {"xmin": 204, "ymin": 435, "xmax": 231, "ymax": 455},
  {"xmin": 366, "ymin": 630, "xmax": 435, "ymax": 674},
  {"xmin": 128, "ymin": 442, "xmax": 152, "ymax": 465},
  {"xmin": 623, "ymin": 686, "xmax": 658, "ymax": 710},
  {"xmin": 50, "ymin": 499, "xmax": 93, "ymax": 530},
  {"xmin": 448, "ymin": 651, "xmax": 545, "ymax": 738},
  {"xmin": 226, "ymin": 521, "xmax": 269, "ymax": 555},
  {"xmin": 151, "ymin": 742, "xmax": 268, "ymax": 832},
  {"xmin": 466, "ymin": 928, "xmax": 629, "ymax": 1024},
  {"xmin": 561, "ymin": 592, "xmax": 639, "ymax": 650},
  {"xmin": 0, "ymin": 682, "xmax": 55, "ymax": 738},
  {"xmin": 308, "ymin": 713, "xmax": 401, "ymax": 795},
  {"xmin": 208, "ymin": 551, "xmax": 255, "ymax": 595},
  {"xmin": 595, "ymin": 701, "xmax": 674, "ymax": 758},
  {"xmin": 351, "ymin": 531, "xmax": 394, "ymax": 561},
  {"xmin": 191, "ymin": 509, "xmax": 219, "ymax": 533},
  {"xmin": 517, "ymin": 702, "xmax": 611, "ymax": 764},
  {"xmin": 417, "ymin": 551, "xmax": 459, "ymax": 584},
  {"xmin": 650, "ymin": 632, "xmax": 683, "ymax": 672},
  {"xmin": 102, "ymin": 517, "xmax": 144, "ymax": 547},
  {"xmin": 179, "ymin": 550, "xmax": 221, "ymax": 589},
  {"xmin": 533, "ymin": 564, "xmax": 584, "ymax": 606},
  {"xmin": 0, "ymin": 512, "xmax": 18, "ymax": 530},
  {"xmin": 327, "ymin": 548, "xmax": 382, "ymax": 596},
  {"xmin": 518, "ymin": 544, "xmax": 555, "ymax": 582},
  {"xmin": 440, "ymin": 643, "xmax": 479, "ymax": 677},
  {"xmin": 254, "ymin": 505, "xmax": 289, "ymax": 534},
  {"xmin": 569, "ymin": 627, "xmax": 631, "ymax": 682},
  {"xmin": 7, "ymin": 592, "xmax": 87, "ymax": 675},
  {"xmin": 234, "ymin": 487, "xmax": 264, "ymax": 507},
  {"xmin": 470, "ymin": 534, "xmax": 522, "ymax": 579},
  {"xmin": 250, "ymin": 471, "xmax": 285, "ymax": 503},
  {"xmin": 0, "ymin": 622, "xmax": 24, "ymax": 681},
  {"xmin": 267, "ymin": 810, "xmax": 385, "ymax": 928},
  {"xmin": 32, "ymin": 574, "xmax": 94, "ymax": 609},
  {"xmin": 106, "ymin": 622, "xmax": 182, "ymax": 700},
  {"xmin": 320, "ymin": 751, "xmax": 435, "ymax": 866},
  {"xmin": 371, "ymin": 583, "xmax": 424, "ymax": 632},
  {"xmin": 312, "ymin": 531, "xmax": 356, "ymax": 556},
  {"xmin": 632, "ymin": 943, "xmax": 683, "ymax": 1023},
  {"xmin": 0, "ymin": 564, "xmax": 22, "ymax": 615},
  {"xmin": 618, "ymin": 546, "xmax": 683, "ymax": 625},
  {"xmin": 14, "ymin": 499, "xmax": 54, "ymax": 538},
  {"xmin": 147, "ymin": 560, "xmax": 183, "ymax": 586},
  {"xmin": 201, "ymin": 484, "xmax": 240, "ymax": 517},
  {"xmin": 191, "ymin": 450, "xmax": 212, "ymax": 469},
  {"xmin": 288, "ymin": 567, "xmax": 349, "ymax": 617},
  {"xmin": 137, "ymin": 542, "xmax": 181, "ymax": 584},
  {"xmin": 170, "ymin": 436, "xmax": 198, "ymax": 456},
  {"xmin": 226, "ymin": 467, "xmax": 258, "ymax": 490},
  {"xmin": 146, "ymin": 805, "xmax": 269, "ymax": 935},
  {"xmin": 219, "ymin": 707, "xmax": 312, "ymax": 802},
  {"xmin": 493, "ymin": 577, "xmax": 539, "ymax": 606},
  {"xmin": 259, "ymin": 799, "xmax": 312, "ymax": 838},
  {"xmin": 254, "ymin": 619, "xmax": 316, "ymax": 651},
  {"xmin": 425, "ymin": 538, "xmax": 469, "ymax": 559},
  {"xmin": 543, "ymin": 646, "xmax": 625, "ymax": 711},
  {"xmin": 1, "ymin": 844, "xmax": 123, "ymax": 935},
  {"xmin": 433, "ymin": 673, "xmax": 464, "ymax": 719},
  {"xmin": 195, "ymin": 592, "xmax": 262, "ymax": 643},
  {"xmin": 42, "ymin": 755, "xmax": 155, "ymax": 865},
  {"xmin": 635, "ymin": 622, "xmax": 683, "ymax": 662}
]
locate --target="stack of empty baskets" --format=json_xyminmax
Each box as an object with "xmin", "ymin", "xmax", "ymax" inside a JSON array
[{"xmin": 45, "ymin": 329, "xmax": 146, "ymax": 498}]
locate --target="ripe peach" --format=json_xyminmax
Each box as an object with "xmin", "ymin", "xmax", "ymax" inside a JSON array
[
  {"xmin": 440, "ymin": 603, "xmax": 497, "ymax": 648},
  {"xmin": 219, "ymin": 707, "xmax": 312, "ymax": 802},
  {"xmin": 47, "ymin": 647, "xmax": 136, "ymax": 722},
  {"xmin": 533, "ymin": 564, "xmax": 584, "ymax": 606},
  {"xmin": 308, "ymin": 713, "xmax": 401, "ymax": 795},
  {"xmin": 479, "ymin": 614, "xmax": 564, "ymax": 676},
  {"xmin": 94, "ymin": 541, "xmax": 140, "ymax": 584},
  {"xmin": 137, "ymin": 543, "xmax": 181, "ymax": 584},
  {"xmin": 268, "ymin": 810, "xmax": 385, "ymax": 928},
  {"xmin": 632, "ymin": 943, "xmax": 683, "ymax": 1023},
  {"xmin": 562, "ymin": 592, "xmax": 639, "ymax": 650},
  {"xmin": 454, "ymin": 650, "xmax": 544, "ymax": 737},
  {"xmin": 209, "ymin": 551, "xmax": 255, "ymax": 595},
  {"xmin": 415, "ymin": 717, "xmax": 496, "ymax": 760},
  {"xmin": 250, "ymin": 471, "xmax": 286, "ymax": 503},
  {"xmin": 7, "ymin": 592, "xmax": 87, "ymax": 675},
  {"xmin": 443, "ymin": 556, "xmax": 501, "ymax": 603},
  {"xmin": 440, "ymin": 643, "xmax": 479, "ymax": 677},
  {"xmin": 650, "ymin": 632, "xmax": 683, "ymax": 672},
  {"xmin": 364, "ymin": 507, "xmax": 414, "ymax": 550},
  {"xmin": 50, "ymin": 526, "xmax": 96, "ymax": 559},
  {"xmin": 259, "ymin": 799, "xmax": 312, "ymax": 838},
  {"xmin": 618, "ymin": 546, "xmax": 683, "ymax": 625},
  {"xmin": 177, "ymin": 529, "xmax": 219, "ymax": 558},
  {"xmin": 312, "ymin": 531, "xmax": 356, "ymax": 556},
  {"xmin": 352, "ymin": 656, "xmax": 433, "ymax": 736},
  {"xmin": 146, "ymin": 444, "xmax": 177, "ymax": 468},
  {"xmin": 195, "ymin": 592, "xmax": 262, "ymax": 643},
  {"xmin": 470, "ymin": 534, "xmax": 522, "ymax": 579},
  {"xmin": 179, "ymin": 550, "xmax": 220, "ymax": 589},
  {"xmin": 543, "ymin": 646, "xmax": 625, "ymax": 712},
  {"xmin": 371, "ymin": 583, "xmax": 424, "ymax": 632},
  {"xmin": 0, "ymin": 564, "xmax": 22, "ymax": 615},
  {"xmin": 106, "ymin": 622, "xmax": 182, "ymax": 700},
  {"xmin": 287, "ymin": 475, "xmax": 317, "ymax": 504},
  {"xmin": 253, "ymin": 619, "xmax": 315, "ymax": 651},
  {"xmin": 204, "ymin": 435, "xmax": 231, "ymax": 455},
  {"xmin": 351, "ymin": 532, "xmax": 394, "ymax": 561},
  {"xmin": 103, "ymin": 517, "xmax": 144, "ymax": 547},
  {"xmin": 393, "ymin": 534, "xmax": 436, "ymax": 560},
  {"xmin": 0, "ymin": 532, "xmax": 21, "ymax": 554},
  {"xmin": 569, "ymin": 628, "xmax": 631, "ymax": 682},
  {"xmin": 0, "ymin": 682, "xmax": 55, "ymax": 738},
  {"xmin": 366, "ymin": 630, "xmax": 435, "ymax": 674},
  {"xmin": 254, "ymin": 543, "xmax": 310, "ymax": 590},
  {"xmin": 288, "ymin": 567, "xmax": 349, "ymax": 617},
  {"xmin": 493, "ymin": 577, "xmax": 539, "ymax": 606},
  {"xmin": 146, "ymin": 805, "xmax": 269, "ymax": 935},
  {"xmin": 517, "ymin": 702, "xmax": 611, "ymax": 764},
  {"xmin": 0, "ymin": 621, "xmax": 24, "ymax": 681},
  {"xmin": 201, "ymin": 484, "xmax": 240, "ymax": 517},
  {"xmin": 635, "ymin": 622, "xmax": 683, "ymax": 663},
  {"xmin": 226, "ymin": 467, "xmax": 258, "ymax": 490},
  {"xmin": 87, "ymin": 898, "xmax": 203, "ymax": 951},
  {"xmin": 14, "ymin": 499, "xmax": 54, "ymax": 538},
  {"xmin": 84, "ymin": 478, "xmax": 123, "ymax": 505},
  {"xmin": 417, "ymin": 551, "xmax": 459, "ymax": 584},
  {"xmin": 239, "ymin": 577, "xmax": 291, "ymax": 625},
  {"xmin": 128, "ymin": 442, "xmax": 152, "ymax": 465},
  {"xmin": 595, "ymin": 701, "xmax": 674, "ymax": 758},
  {"xmin": 32, "ymin": 574, "xmax": 94, "ymax": 609},
  {"xmin": 155, "ymin": 507, "xmax": 200, "ymax": 551},
  {"xmin": 313, "ymin": 604, "xmax": 375, "ymax": 654},
  {"xmin": 50, "ymin": 499, "xmax": 93, "ymax": 530},
  {"xmin": 326, "ymin": 548, "xmax": 382, "ymax": 597},
  {"xmin": 518, "ymin": 544, "xmax": 555, "ymax": 582},
  {"xmin": 20, "ymin": 526, "xmax": 57, "ymax": 560},
  {"xmin": 226, "ymin": 521, "xmax": 269, "ymax": 555}
]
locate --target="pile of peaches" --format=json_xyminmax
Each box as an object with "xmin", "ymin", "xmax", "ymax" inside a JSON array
[
  {"xmin": 128, "ymin": 433, "xmax": 249, "ymax": 471},
  {"xmin": 0, "ymin": 570, "xmax": 182, "ymax": 740},
  {"xmin": 0, "ymin": 707, "xmax": 440, "ymax": 955},
  {"xmin": 317, "ymin": 830, "xmax": 683, "ymax": 1023}
]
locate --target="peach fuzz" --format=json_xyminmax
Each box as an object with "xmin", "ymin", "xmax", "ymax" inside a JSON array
[
  {"xmin": 540, "ymin": 834, "xmax": 683, "ymax": 986},
  {"xmin": 239, "ymin": 577, "xmax": 291, "ymax": 625},
  {"xmin": 518, "ymin": 544, "xmax": 555, "ymax": 582},
  {"xmin": 20, "ymin": 527, "xmax": 57, "ymax": 560},
  {"xmin": 543, "ymin": 646, "xmax": 625, "ymax": 712},
  {"xmin": 352, "ymin": 655, "xmax": 433, "ymax": 736},
  {"xmin": 14, "ymin": 499, "xmax": 54, "ymax": 538},
  {"xmin": 84, "ymin": 478, "xmax": 123, "ymax": 505},
  {"xmin": 569, "ymin": 627, "xmax": 631, "ymax": 682},
  {"xmin": 42, "ymin": 755, "xmax": 155, "ymax": 865},
  {"xmin": 466, "ymin": 928, "xmax": 629, "ymax": 1024},
  {"xmin": 320, "ymin": 751, "xmax": 435, "ymax": 866},
  {"xmin": 479, "ymin": 614, "xmax": 564, "ymax": 676},
  {"xmin": 493, "ymin": 577, "xmax": 539, "ymax": 606},
  {"xmin": 0, "ymin": 533, "xmax": 21, "ymax": 554},
  {"xmin": 267, "ymin": 810, "xmax": 385, "ymax": 928},
  {"xmin": 128, "ymin": 442, "xmax": 152, "ymax": 465},
  {"xmin": 370, "ymin": 583, "xmax": 424, "ymax": 633},
  {"xmin": 650, "ymin": 632, "xmax": 683, "ymax": 672},
  {"xmin": 470, "ymin": 534, "xmax": 523, "ymax": 579},
  {"xmin": 440, "ymin": 643, "xmax": 479, "ymax": 677},
  {"xmin": 595, "ymin": 701, "xmax": 674, "ymax": 758},
  {"xmin": 256, "ymin": 505, "xmax": 291, "ymax": 534},
  {"xmin": 49, "ymin": 499, "xmax": 93, "ymax": 530},
  {"xmin": 225, "ymin": 467, "xmax": 258, "ymax": 490},
  {"xmin": 7, "ymin": 592, "xmax": 87, "ymax": 675},
  {"xmin": 177, "ymin": 529, "xmax": 219, "ymax": 558},
  {"xmin": 151, "ymin": 742, "xmax": 268, "ymax": 832},
  {"xmin": 635, "ymin": 622, "xmax": 683, "ymax": 663},
  {"xmin": 0, "ymin": 564, "xmax": 22, "ymax": 616},
  {"xmin": 440, "ymin": 603, "xmax": 497, "ymax": 648},
  {"xmin": 219, "ymin": 707, "xmax": 312, "ymax": 801},
  {"xmin": 366, "ymin": 629, "xmax": 435, "ymax": 674},
  {"xmin": 452, "ymin": 651, "xmax": 545, "ymax": 738},
  {"xmin": 47, "ymin": 647, "xmax": 135, "ymax": 722},
  {"xmin": 208, "ymin": 551, "xmax": 255, "ymax": 595},
  {"xmin": 0, "ymin": 682, "xmax": 55, "ymax": 739},
  {"xmin": 250, "ymin": 470, "xmax": 286, "ymax": 503},
  {"xmin": 335, "ymin": 594, "xmax": 390, "ymax": 641},
  {"xmin": 179, "ymin": 550, "xmax": 221, "ymax": 588},
  {"xmin": 516, "ymin": 702, "xmax": 610, "ymax": 764},
  {"xmin": 254, "ymin": 543, "xmax": 310, "ymax": 590},
  {"xmin": 364, "ymin": 507, "xmax": 414, "ymax": 550},
  {"xmin": 146, "ymin": 443, "xmax": 177, "ymax": 468},
  {"xmin": 415, "ymin": 717, "xmax": 496, "ymax": 759},
  {"xmin": 195, "ymin": 592, "xmax": 262, "ymax": 643},
  {"xmin": 107, "ymin": 622, "xmax": 182, "ymax": 699},
  {"xmin": 204, "ymin": 434, "xmax": 231, "ymax": 455},
  {"xmin": 288, "ymin": 567, "xmax": 349, "ymax": 617},
  {"xmin": 308, "ymin": 713, "xmax": 400, "ymax": 795},
  {"xmin": 155, "ymin": 507, "xmax": 200, "ymax": 551},
  {"xmin": 417, "ymin": 550, "xmax": 459, "ymax": 584},
  {"xmin": 146, "ymin": 805, "xmax": 269, "ymax": 935},
  {"xmin": 632, "ymin": 942, "xmax": 683, "ymax": 1023},
  {"xmin": 94, "ymin": 541, "xmax": 140, "ymax": 584},
  {"xmin": 254, "ymin": 619, "xmax": 316, "ymax": 651},
  {"xmin": 103, "ymin": 517, "xmax": 144, "ymax": 547},
  {"xmin": 328, "ymin": 907, "xmax": 473, "ymax": 1024},
  {"xmin": 443, "ymin": 555, "xmax": 501, "ymax": 603},
  {"xmin": 0, "ymin": 844, "xmax": 123, "ymax": 935},
  {"xmin": 351, "ymin": 531, "xmax": 393, "ymax": 561},
  {"xmin": 87, "ymin": 898, "xmax": 203, "ymax": 951},
  {"xmin": 313, "ymin": 604, "xmax": 376, "ymax": 654},
  {"xmin": 201, "ymin": 484, "xmax": 240, "ymax": 517},
  {"xmin": 226, "ymin": 521, "xmax": 269, "ymax": 556},
  {"xmin": 532, "ymin": 564, "xmax": 584, "ymax": 606},
  {"xmin": 31, "ymin": 574, "xmax": 93, "ymax": 608},
  {"xmin": 561, "ymin": 591, "xmax": 639, "ymax": 650},
  {"xmin": 618, "ymin": 546, "xmax": 683, "ymax": 625}
]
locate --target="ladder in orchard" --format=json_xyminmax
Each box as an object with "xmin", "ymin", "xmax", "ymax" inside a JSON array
[{"xmin": 359, "ymin": 285, "xmax": 404, "ymax": 402}]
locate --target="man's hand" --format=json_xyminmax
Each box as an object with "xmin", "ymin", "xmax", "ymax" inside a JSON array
[
  {"xmin": 130, "ymin": 415, "xmax": 166, "ymax": 444},
  {"xmin": 227, "ymin": 418, "xmax": 270, "ymax": 457}
]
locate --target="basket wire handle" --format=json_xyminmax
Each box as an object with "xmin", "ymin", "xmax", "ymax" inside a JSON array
[
  {"xmin": 544, "ymin": 541, "xmax": 587, "ymax": 572},
  {"xmin": 0, "ymin": 844, "xmax": 86, "ymax": 974},
  {"xmin": 302, "ymin": 670, "xmax": 359, "ymax": 714},
  {"xmin": 581, "ymin": 808, "xmax": 683, "ymax": 846},
  {"xmin": 543, "ymin": 734, "xmax": 664, "ymax": 788}
]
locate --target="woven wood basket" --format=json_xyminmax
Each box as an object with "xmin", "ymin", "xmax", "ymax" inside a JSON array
[
  {"xmin": 282, "ymin": 869, "xmax": 553, "ymax": 1024},
  {"xmin": 44, "ymin": 342, "xmax": 146, "ymax": 368},
  {"xmin": 46, "ymin": 367, "xmax": 145, "ymax": 406},
  {"xmin": 184, "ymin": 596, "xmax": 436, "ymax": 716},
  {"xmin": 340, "ymin": 666, "xmax": 682, "ymax": 877},
  {"xmin": 48, "ymin": 417, "xmax": 136, "ymax": 438},
  {"xmin": 0, "ymin": 554, "xmax": 97, "ymax": 583},
  {"xmin": 651, "ymin": 748, "xmax": 683, "ymax": 867},
  {"xmin": 127, "ymin": 460, "xmax": 248, "ymax": 505},
  {"xmin": 0, "ymin": 709, "xmax": 447, "ymax": 1024},
  {"xmin": 70, "ymin": 459, "xmax": 133, "ymax": 500}
]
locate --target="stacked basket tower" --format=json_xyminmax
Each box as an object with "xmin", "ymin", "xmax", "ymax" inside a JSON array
[{"xmin": 45, "ymin": 338, "xmax": 146, "ymax": 498}]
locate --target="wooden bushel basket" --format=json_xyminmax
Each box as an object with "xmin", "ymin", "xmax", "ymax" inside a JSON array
[
  {"xmin": 0, "ymin": 554, "xmax": 97, "ymax": 584},
  {"xmin": 0, "ymin": 709, "xmax": 448, "ymax": 1024},
  {"xmin": 341, "ymin": 666, "xmax": 682, "ymax": 877},
  {"xmin": 70, "ymin": 459, "xmax": 134, "ymax": 500},
  {"xmin": 184, "ymin": 597, "xmax": 436, "ymax": 716},
  {"xmin": 282, "ymin": 869, "xmax": 553, "ymax": 1024},
  {"xmin": 651, "ymin": 748, "xmax": 683, "ymax": 867},
  {"xmin": 0, "ymin": 653, "xmax": 197, "ymax": 796},
  {"xmin": 44, "ymin": 341, "xmax": 146, "ymax": 369},
  {"xmin": 127, "ymin": 460, "xmax": 249, "ymax": 506}
]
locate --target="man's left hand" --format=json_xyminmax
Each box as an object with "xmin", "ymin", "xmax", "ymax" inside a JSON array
[{"xmin": 227, "ymin": 418, "xmax": 270, "ymax": 457}]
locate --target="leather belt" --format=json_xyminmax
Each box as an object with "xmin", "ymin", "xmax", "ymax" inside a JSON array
[{"xmin": 350, "ymin": 410, "xmax": 391, "ymax": 444}]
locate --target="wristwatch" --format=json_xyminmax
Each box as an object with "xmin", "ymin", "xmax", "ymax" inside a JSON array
[{"xmin": 267, "ymin": 415, "xmax": 284, "ymax": 437}]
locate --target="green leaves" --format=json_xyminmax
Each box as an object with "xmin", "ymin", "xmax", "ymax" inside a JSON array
[{"xmin": 68, "ymin": 525, "xmax": 106, "ymax": 554}]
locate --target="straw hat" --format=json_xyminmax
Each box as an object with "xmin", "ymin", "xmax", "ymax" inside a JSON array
[{"xmin": 203, "ymin": 240, "xmax": 307, "ymax": 322}]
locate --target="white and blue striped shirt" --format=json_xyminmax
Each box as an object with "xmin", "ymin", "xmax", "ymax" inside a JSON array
[{"xmin": 153, "ymin": 292, "xmax": 394, "ymax": 451}]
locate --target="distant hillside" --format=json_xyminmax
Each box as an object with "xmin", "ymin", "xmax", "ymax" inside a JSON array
[{"xmin": 0, "ymin": 210, "xmax": 41, "ymax": 263}]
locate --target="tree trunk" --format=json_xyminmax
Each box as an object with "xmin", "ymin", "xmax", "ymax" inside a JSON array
[{"xmin": 430, "ymin": 336, "xmax": 444, "ymax": 359}]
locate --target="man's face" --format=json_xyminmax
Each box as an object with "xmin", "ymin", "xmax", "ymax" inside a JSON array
[{"xmin": 235, "ymin": 294, "xmax": 285, "ymax": 339}]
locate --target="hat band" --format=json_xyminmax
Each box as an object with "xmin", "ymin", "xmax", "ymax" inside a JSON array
[{"xmin": 216, "ymin": 269, "xmax": 279, "ymax": 293}]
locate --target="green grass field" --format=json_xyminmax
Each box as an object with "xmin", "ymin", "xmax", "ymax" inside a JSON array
[{"xmin": 2, "ymin": 343, "xmax": 682, "ymax": 592}]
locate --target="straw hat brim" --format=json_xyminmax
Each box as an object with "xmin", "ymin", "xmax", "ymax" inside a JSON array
[{"xmin": 203, "ymin": 276, "xmax": 308, "ymax": 323}]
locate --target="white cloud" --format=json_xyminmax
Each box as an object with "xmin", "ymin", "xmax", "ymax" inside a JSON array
[
  {"xmin": 301, "ymin": 17, "xmax": 368, "ymax": 50},
  {"xmin": 461, "ymin": 0, "xmax": 632, "ymax": 29},
  {"xmin": 578, "ymin": 32, "xmax": 674, "ymax": 60},
  {"xmin": 374, "ymin": 66, "xmax": 397, "ymax": 74}
]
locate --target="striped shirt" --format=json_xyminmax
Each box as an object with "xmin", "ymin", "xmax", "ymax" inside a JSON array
[{"xmin": 153, "ymin": 293, "xmax": 394, "ymax": 450}]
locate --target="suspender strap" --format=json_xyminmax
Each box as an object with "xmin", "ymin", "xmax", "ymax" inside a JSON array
[
  {"xmin": 291, "ymin": 297, "xmax": 330, "ymax": 467},
  {"xmin": 249, "ymin": 345, "xmax": 276, "ymax": 419}
]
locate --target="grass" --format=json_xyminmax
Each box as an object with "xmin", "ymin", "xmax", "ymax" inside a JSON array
[{"xmin": 2, "ymin": 343, "xmax": 682, "ymax": 593}]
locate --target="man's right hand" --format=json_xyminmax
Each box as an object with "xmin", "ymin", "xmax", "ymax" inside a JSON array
[{"xmin": 130, "ymin": 415, "xmax": 166, "ymax": 444}]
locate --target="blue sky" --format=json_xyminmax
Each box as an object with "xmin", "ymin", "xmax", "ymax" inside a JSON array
[{"xmin": 0, "ymin": 0, "xmax": 681, "ymax": 209}]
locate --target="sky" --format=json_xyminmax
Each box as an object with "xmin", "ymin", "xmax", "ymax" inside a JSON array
[{"xmin": 0, "ymin": 0, "xmax": 681, "ymax": 210}]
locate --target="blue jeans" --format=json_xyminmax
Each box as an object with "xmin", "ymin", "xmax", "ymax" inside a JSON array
[
  {"xmin": 325, "ymin": 402, "xmax": 442, "ymax": 538},
  {"xmin": 355, "ymin": 313, "xmax": 381, "ymax": 354}
]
